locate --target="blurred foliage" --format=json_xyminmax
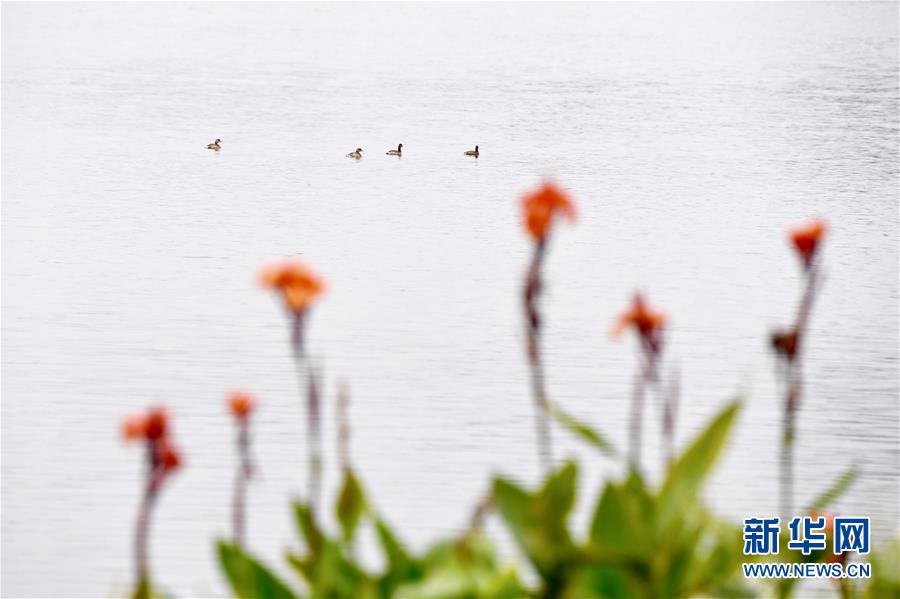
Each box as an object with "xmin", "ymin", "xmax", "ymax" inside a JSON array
[
  {"xmin": 863, "ymin": 537, "xmax": 900, "ymax": 599},
  {"xmin": 214, "ymin": 401, "xmax": 894, "ymax": 599}
]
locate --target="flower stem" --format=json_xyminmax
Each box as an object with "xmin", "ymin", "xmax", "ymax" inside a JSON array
[
  {"xmin": 306, "ymin": 365, "xmax": 322, "ymax": 514},
  {"xmin": 232, "ymin": 420, "xmax": 252, "ymax": 546},
  {"xmin": 134, "ymin": 461, "xmax": 161, "ymax": 592},
  {"xmin": 662, "ymin": 367, "xmax": 679, "ymax": 468},
  {"xmin": 629, "ymin": 349, "xmax": 658, "ymax": 472},
  {"xmin": 524, "ymin": 239, "xmax": 553, "ymax": 474},
  {"xmin": 628, "ymin": 370, "xmax": 645, "ymax": 471},
  {"xmin": 337, "ymin": 382, "xmax": 351, "ymax": 473},
  {"xmin": 779, "ymin": 265, "xmax": 819, "ymax": 520},
  {"xmin": 289, "ymin": 310, "xmax": 322, "ymax": 513}
]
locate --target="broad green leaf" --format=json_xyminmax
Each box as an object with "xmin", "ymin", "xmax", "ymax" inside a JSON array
[
  {"xmin": 707, "ymin": 580, "xmax": 759, "ymax": 599},
  {"xmin": 548, "ymin": 402, "xmax": 616, "ymax": 456},
  {"xmin": 561, "ymin": 564, "xmax": 644, "ymax": 599},
  {"xmin": 293, "ymin": 501, "xmax": 324, "ymax": 557},
  {"xmin": 130, "ymin": 575, "xmax": 152, "ymax": 599},
  {"xmin": 336, "ymin": 469, "xmax": 367, "ymax": 542},
  {"xmin": 492, "ymin": 462, "xmax": 577, "ymax": 580},
  {"xmin": 622, "ymin": 469, "xmax": 654, "ymax": 526},
  {"xmin": 657, "ymin": 512, "xmax": 707, "ymax": 597},
  {"xmin": 375, "ymin": 517, "xmax": 422, "ymax": 595},
  {"xmin": 313, "ymin": 539, "xmax": 372, "ymax": 597},
  {"xmin": 285, "ymin": 551, "xmax": 315, "ymax": 584},
  {"xmin": 539, "ymin": 461, "xmax": 578, "ymax": 521},
  {"xmin": 588, "ymin": 482, "xmax": 653, "ymax": 560},
  {"xmin": 394, "ymin": 570, "xmax": 468, "ymax": 599},
  {"xmin": 395, "ymin": 534, "xmax": 527, "ymax": 599},
  {"xmin": 217, "ymin": 540, "xmax": 299, "ymax": 599},
  {"xmin": 867, "ymin": 536, "xmax": 900, "ymax": 599},
  {"xmin": 491, "ymin": 478, "xmax": 531, "ymax": 547},
  {"xmin": 375, "ymin": 517, "xmax": 414, "ymax": 572},
  {"xmin": 659, "ymin": 400, "xmax": 741, "ymax": 524},
  {"xmin": 289, "ymin": 536, "xmax": 374, "ymax": 598},
  {"xmin": 454, "ymin": 533, "xmax": 499, "ymax": 570},
  {"xmin": 590, "ymin": 484, "xmax": 629, "ymax": 548},
  {"xmin": 805, "ymin": 464, "xmax": 859, "ymax": 513},
  {"xmin": 480, "ymin": 567, "xmax": 530, "ymax": 599},
  {"xmin": 689, "ymin": 518, "xmax": 752, "ymax": 597}
]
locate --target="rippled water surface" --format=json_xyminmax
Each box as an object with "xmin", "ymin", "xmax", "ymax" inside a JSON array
[{"xmin": 2, "ymin": 3, "xmax": 898, "ymax": 597}]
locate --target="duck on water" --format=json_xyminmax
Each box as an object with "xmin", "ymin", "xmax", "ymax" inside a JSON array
[
  {"xmin": 346, "ymin": 148, "xmax": 363, "ymax": 159},
  {"xmin": 207, "ymin": 139, "xmax": 221, "ymax": 151},
  {"xmin": 464, "ymin": 145, "xmax": 479, "ymax": 157},
  {"xmin": 386, "ymin": 144, "xmax": 403, "ymax": 156}
]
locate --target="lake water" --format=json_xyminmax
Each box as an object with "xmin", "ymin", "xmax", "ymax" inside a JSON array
[{"xmin": 2, "ymin": 3, "xmax": 898, "ymax": 597}]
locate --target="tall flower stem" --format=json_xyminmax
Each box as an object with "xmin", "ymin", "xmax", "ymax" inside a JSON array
[
  {"xmin": 232, "ymin": 419, "xmax": 252, "ymax": 546},
  {"xmin": 305, "ymin": 364, "xmax": 322, "ymax": 514},
  {"xmin": 260, "ymin": 259, "xmax": 325, "ymax": 514},
  {"xmin": 524, "ymin": 238, "xmax": 553, "ymax": 474},
  {"xmin": 519, "ymin": 181, "xmax": 575, "ymax": 475},
  {"xmin": 337, "ymin": 382, "xmax": 350, "ymax": 473},
  {"xmin": 123, "ymin": 406, "xmax": 180, "ymax": 599},
  {"xmin": 467, "ymin": 494, "xmax": 493, "ymax": 534},
  {"xmin": 628, "ymin": 369, "xmax": 646, "ymax": 471},
  {"xmin": 662, "ymin": 367, "xmax": 680, "ymax": 468},
  {"xmin": 779, "ymin": 266, "xmax": 819, "ymax": 521},
  {"xmin": 286, "ymin": 309, "xmax": 322, "ymax": 513},
  {"xmin": 614, "ymin": 294, "xmax": 666, "ymax": 474},
  {"xmin": 134, "ymin": 467, "xmax": 161, "ymax": 588},
  {"xmin": 629, "ymin": 349, "xmax": 658, "ymax": 472}
]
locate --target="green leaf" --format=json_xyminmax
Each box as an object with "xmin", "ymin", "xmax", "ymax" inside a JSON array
[
  {"xmin": 548, "ymin": 402, "xmax": 616, "ymax": 456},
  {"xmin": 588, "ymin": 480, "xmax": 653, "ymax": 560},
  {"xmin": 561, "ymin": 564, "xmax": 644, "ymax": 599},
  {"xmin": 480, "ymin": 567, "xmax": 530, "ymax": 599},
  {"xmin": 394, "ymin": 534, "xmax": 527, "ymax": 599},
  {"xmin": 491, "ymin": 478, "xmax": 531, "ymax": 545},
  {"xmin": 336, "ymin": 469, "xmax": 367, "ymax": 542},
  {"xmin": 289, "ymin": 536, "xmax": 375, "ymax": 598},
  {"xmin": 312, "ymin": 539, "xmax": 372, "ymax": 597},
  {"xmin": 659, "ymin": 400, "xmax": 741, "ymax": 523},
  {"xmin": 375, "ymin": 517, "xmax": 414, "ymax": 571},
  {"xmin": 867, "ymin": 536, "xmax": 900, "ymax": 599},
  {"xmin": 491, "ymin": 462, "xmax": 577, "ymax": 581},
  {"xmin": 293, "ymin": 501, "xmax": 324, "ymax": 557},
  {"xmin": 217, "ymin": 540, "xmax": 299, "ymax": 599},
  {"xmin": 375, "ymin": 517, "xmax": 422, "ymax": 595},
  {"xmin": 285, "ymin": 551, "xmax": 315, "ymax": 585},
  {"xmin": 805, "ymin": 465, "xmax": 859, "ymax": 513},
  {"xmin": 540, "ymin": 461, "xmax": 578, "ymax": 521},
  {"xmin": 130, "ymin": 575, "xmax": 152, "ymax": 599}
]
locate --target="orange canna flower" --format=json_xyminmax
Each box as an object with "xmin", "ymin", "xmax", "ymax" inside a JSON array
[
  {"xmin": 770, "ymin": 327, "xmax": 798, "ymax": 360},
  {"xmin": 789, "ymin": 219, "xmax": 827, "ymax": 268},
  {"xmin": 228, "ymin": 391, "xmax": 256, "ymax": 420},
  {"xmin": 122, "ymin": 414, "xmax": 147, "ymax": 442},
  {"xmin": 159, "ymin": 439, "xmax": 182, "ymax": 472},
  {"xmin": 805, "ymin": 511, "xmax": 844, "ymax": 564},
  {"xmin": 808, "ymin": 511, "xmax": 836, "ymax": 536},
  {"xmin": 612, "ymin": 293, "xmax": 667, "ymax": 340},
  {"xmin": 521, "ymin": 181, "xmax": 576, "ymax": 241},
  {"xmin": 259, "ymin": 259, "xmax": 326, "ymax": 313},
  {"xmin": 144, "ymin": 406, "xmax": 169, "ymax": 441}
]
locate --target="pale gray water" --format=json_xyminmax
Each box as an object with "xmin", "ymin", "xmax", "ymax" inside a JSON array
[{"xmin": 2, "ymin": 2, "xmax": 898, "ymax": 597}]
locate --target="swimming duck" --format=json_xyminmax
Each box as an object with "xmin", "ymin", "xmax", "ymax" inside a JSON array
[
  {"xmin": 207, "ymin": 138, "xmax": 221, "ymax": 150},
  {"xmin": 464, "ymin": 145, "xmax": 479, "ymax": 158},
  {"xmin": 386, "ymin": 143, "xmax": 403, "ymax": 156},
  {"xmin": 346, "ymin": 148, "xmax": 363, "ymax": 159}
]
